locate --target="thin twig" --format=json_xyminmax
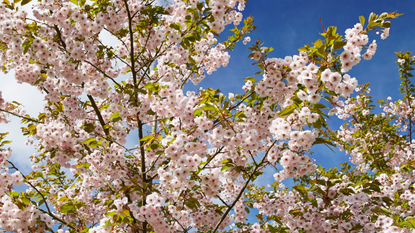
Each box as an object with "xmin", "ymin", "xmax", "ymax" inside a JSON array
[
  {"xmin": 87, "ymin": 95, "xmax": 110, "ymax": 137},
  {"xmin": 212, "ymin": 140, "xmax": 277, "ymax": 233},
  {"xmin": 8, "ymin": 161, "xmax": 76, "ymax": 230},
  {"xmin": 216, "ymin": 195, "xmax": 230, "ymax": 208},
  {"xmin": 0, "ymin": 109, "xmax": 39, "ymax": 123}
]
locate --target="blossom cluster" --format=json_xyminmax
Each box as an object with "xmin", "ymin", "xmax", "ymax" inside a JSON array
[{"xmin": 0, "ymin": 0, "xmax": 406, "ymax": 232}]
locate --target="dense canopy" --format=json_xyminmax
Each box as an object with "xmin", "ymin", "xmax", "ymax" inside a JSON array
[{"xmin": 0, "ymin": 0, "xmax": 414, "ymax": 232}]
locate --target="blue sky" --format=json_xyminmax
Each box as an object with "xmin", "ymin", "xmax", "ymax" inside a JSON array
[
  {"xmin": 186, "ymin": 0, "xmax": 415, "ymax": 171},
  {"xmin": 193, "ymin": 0, "xmax": 415, "ymax": 101},
  {"xmin": 188, "ymin": 0, "xmax": 415, "ymax": 227}
]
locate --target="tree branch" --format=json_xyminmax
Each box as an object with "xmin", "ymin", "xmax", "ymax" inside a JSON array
[
  {"xmin": 87, "ymin": 95, "xmax": 110, "ymax": 137},
  {"xmin": 212, "ymin": 140, "xmax": 277, "ymax": 233},
  {"xmin": 0, "ymin": 109, "xmax": 39, "ymax": 123},
  {"xmin": 8, "ymin": 161, "xmax": 76, "ymax": 230}
]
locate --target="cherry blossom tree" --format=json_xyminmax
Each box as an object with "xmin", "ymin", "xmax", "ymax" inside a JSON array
[{"xmin": 0, "ymin": 0, "xmax": 412, "ymax": 232}]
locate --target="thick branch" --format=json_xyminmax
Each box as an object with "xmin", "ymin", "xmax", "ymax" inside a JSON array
[
  {"xmin": 137, "ymin": 116, "xmax": 148, "ymax": 232},
  {"xmin": 87, "ymin": 95, "xmax": 110, "ymax": 137},
  {"xmin": 123, "ymin": 0, "xmax": 139, "ymax": 107},
  {"xmin": 54, "ymin": 25, "xmax": 66, "ymax": 49}
]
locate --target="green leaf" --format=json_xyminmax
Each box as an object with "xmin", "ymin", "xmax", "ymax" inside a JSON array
[
  {"xmin": 379, "ymin": 12, "xmax": 388, "ymax": 20},
  {"xmin": 185, "ymin": 34, "xmax": 196, "ymax": 42},
  {"xmin": 76, "ymin": 163, "xmax": 90, "ymax": 168},
  {"xmin": 244, "ymin": 77, "xmax": 256, "ymax": 82},
  {"xmin": 313, "ymin": 39, "xmax": 323, "ymax": 48},
  {"xmin": 38, "ymin": 198, "xmax": 45, "ymax": 207},
  {"xmin": 289, "ymin": 209, "xmax": 302, "ymax": 216},
  {"xmin": 0, "ymin": 140, "xmax": 12, "ymax": 146},
  {"xmin": 145, "ymin": 143, "xmax": 160, "ymax": 151},
  {"xmin": 180, "ymin": 39, "xmax": 190, "ymax": 49},
  {"xmin": 121, "ymin": 209, "xmax": 130, "ymax": 217},
  {"xmin": 277, "ymin": 105, "xmax": 296, "ymax": 118},
  {"xmin": 70, "ymin": 0, "xmax": 78, "ymax": 5},
  {"xmin": 399, "ymin": 221, "xmax": 414, "ymax": 228},
  {"xmin": 89, "ymin": 140, "xmax": 102, "ymax": 148},
  {"xmin": 28, "ymin": 124, "xmax": 37, "ymax": 131},
  {"xmin": 221, "ymin": 159, "xmax": 232, "ymax": 164},
  {"xmin": 60, "ymin": 203, "xmax": 75, "ymax": 213},
  {"xmin": 105, "ymin": 211, "xmax": 116, "ymax": 217},
  {"xmin": 193, "ymin": 109, "xmax": 203, "ymax": 116},
  {"xmin": 22, "ymin": 40, "xmax": 32, "ymax": 54},
  {"xmin": 405, "ymin": 217, "xmax": 415, "ymax": 228},
  {"xmin": 83, "ymin": 138, "xmax": 96, "ymax": 144},
  {"xmin": 293, "ymin": 185, "xmax": 307, "ymax": 195},
  {"xmin": 372, "ymin": 207, "xmax": 392, "ymax": 215},
  {"xmin": 80, "ymin": 228, "xmax": 91, "ymax": 233},
  {"xmin": 313, "ymin": 138, "xmax": 335, "ymax": 147},
  {"xmin": 369, "ymin": 12, "xmax": 377, "ymax": 23},
  {"xmin": 10, "ymin": 191, "xmax": 19, "ymax": 198},
  {"xmin": 169, "ymin": 23, "xmax": 181, "ymax": 31},
  {"xmin": 339, "ymin": 187, "xmax": 355, "ymax": 195},
  {"xmin": 109, "ymin": 112, "xmax": 121, "ymax": 122},
  {"xmin": 201, "ymin": 104, "xmax": 216, "ymax": 111},
  {"xmin": 185, "ymin": 201, "xmax": 195, "ymax": 209},
  {"xmin": 83, "ymin": 123, "xmax": 95, "ymax": 133},
  {"xmin": 234, "ymin": 111, "xmax": 247, "ymax": 119},
  {"xmin": 381, "ymin": 21, "xmax": 391, "ymax": 28},
  {"xmin": 221, "ymin": 164, "xmax": 234, "ymax": 171},
  {"xmin": 368, "ymin": 183, "xmax": 381, "ymax": 192},
  {"xmin": 359, "ymin": 15, "xmax": 365, "ymax": 28},
  {"xmin": 384, "ymin": 12, "xmax": 404, "ymax": 19},
  {"xmin": 332, "ymin": 41, "xmax": 346, "ymax": 51},
  {"xmin": 312, "ymin": 119, "xmax": 322, "ymax": 129},
  {"xmin": 19, "ymin": 197, "xmax": 31, "ymax": 204},
  {"xmin": 143, "ymin": 82, "xmax": 153, "ymax": 89},
  {"xmin": 20, "ymin": 0, "xmax": 30, "ymax": 6},
  {"xmin": 197, "ymin": 2, "xmax": 203, "ymax": 11},
  {"xmin": 150, "ymin": 143, "xmax": 159, "ymax": 150},
  {"xmin": 312, "ymin": 103, "xmax": 328, "ymax": 109},
  {"xmin": 139, "ymin": 135, "xmax": 154, "ymax": 142},
  {"xmin": 268, "ymin": 225, "xmax": 277, "ymax": 233},
  {"xmin": 382, "ymin": 197, "xmax": 393, "ymax": 206}
]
